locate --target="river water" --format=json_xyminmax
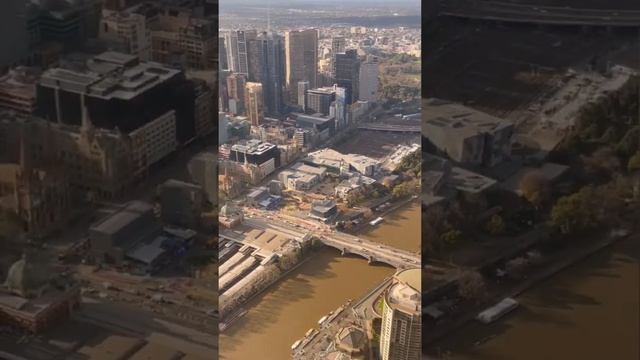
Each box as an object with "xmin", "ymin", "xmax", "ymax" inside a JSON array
[
  {"xmin": 428, "ymin": 236, "xmax": 640, "ymax": 360},
  {"xmin": 220, "ymin": 201, "xmax": 421, "ymax": 360}
]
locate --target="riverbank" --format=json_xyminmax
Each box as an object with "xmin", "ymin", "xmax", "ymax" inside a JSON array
[
  {"xmin": 220, "ymin": 243, "xmax": 315, "ymax": 329},
  {"xmin": 220, "ymin": 200, "xmax": 419, "ymax": 359},
  {"xmin": 348, "ymin": 195, "xmax": 419, "ymax": 235},
  {"xmin": 219, "ymin": 249, "xmax": 395, "ymax": 360},
  {"xmin": 425, "ymin": 226, "xmax": 634, "ymax": 347},
  {"xmin": 430, "ymin": 233, "xmax": 639, "ymax": 360}
]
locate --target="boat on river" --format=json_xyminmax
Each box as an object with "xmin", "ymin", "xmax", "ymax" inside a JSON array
[{"xmin": 476, "ymin": 298, "xmax": 519, "ymax": 324}]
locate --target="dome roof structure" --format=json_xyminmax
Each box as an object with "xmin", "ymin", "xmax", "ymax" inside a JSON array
[{"xmin": 4, "ymin": 252, "xmax": 50, "ymax": 298}]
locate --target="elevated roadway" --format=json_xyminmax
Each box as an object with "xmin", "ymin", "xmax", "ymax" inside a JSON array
[{"xmin": 357, "ymin": 124, "xmax": 421, "ymax": 133}]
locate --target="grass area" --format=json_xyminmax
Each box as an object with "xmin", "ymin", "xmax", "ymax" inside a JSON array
[{"xmin": 374, "ymin": 296, "xmax": 385, "ymax": 316}]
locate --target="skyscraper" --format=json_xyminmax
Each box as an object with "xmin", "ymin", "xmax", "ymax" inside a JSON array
[
  {"xmin": 285, "ymin": 29, "xmax": 318, "ymax": 102},
  {"xmin": 380, "ymin": 269, "xmax": 421, "ymax": 360},
  {"xmin": 359, "ymin": 56, "xmax": 379, "ymax": 102},
  {"xmin": 334, "ymin": 49, "xmax": 360, "ymax": 105},
  {"xmin": 248, "ymin": 31, "xmax": 285, "ymax": 115},
  {"xmin": 332, "ymin": 85, "xmax": 347, "ymax": 130},
  {"xmin": 0, "ymin": 0, "xmax": 29, "ymax": 65},
  {"xmin": 224, "ymin": 30, "xmax": 257, "ymax": 76},
  {"xmin": 331, "ymin": 37, "xmax": 346, "ymax": 56},
  {"xmin": 226, "ymin": 73, "xmax": 247, "ymax": 115},
  {"xmin": 298, "ymin": 81, "xmax": 310, "ymax": 111},
  {"xmin": 219, "ymin": 36, "xmax": 228, "ymax": 70},
  {"xmin": 330, "ymin": 36, "xmax": 346, "ymax": 79},
  {"xmin": 245, "ymin": 82, "xmax": 264, "ymax": 126},
  {"xmin": 306, "ymin": 87, "xmax": 335, "ymax": 116}
]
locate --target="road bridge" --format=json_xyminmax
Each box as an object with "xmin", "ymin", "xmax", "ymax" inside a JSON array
[
  {"xmin": 357, "ymin": 124, "xmax": 421, "ymax": 133},
  {"xmin": 439, "ymin": 0, "xmax": 640, "ymax": 27},
  {"xmin": 239, "ymin": 217, "xmax": 421, "ymax": 269},
  {"xmin": 317, "ymin": 232, "xmax": 420, "ymax": 269}
]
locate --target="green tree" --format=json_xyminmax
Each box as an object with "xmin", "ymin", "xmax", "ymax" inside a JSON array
[
  {"xmin": 392, "ymin": 183, "xmax": 410, "ymax": 199},
  {"xmin": 616, "ymin": 126, "xmax": 640, "ymax": 158},
  {"xmin": 520, "ymin": 171, "xmax": 550, "ymax": 209},
  {"xmin": 550, "ymin": 186, "xmax": 597, "ymax": 235},
  {"xmin": 485, "ymin": 214, "xmax": 506, "ymax": 236},
  {"xmin": 440, "ymin": 229, "xmax": 463, "ymax": 247},
  {"xmin": 628, "ymin": 151, "xmax": 640, "ymax": 172},
  {"xmin": 582, "ymin": 146, "xmax": 621, "ymax": 181},
  {"xmin": 457, "ymin": 270, "xmax": 487, "ymax": 302}
]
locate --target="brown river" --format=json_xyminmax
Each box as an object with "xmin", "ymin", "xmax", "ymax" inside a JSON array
[
  {"xmin": 220, "ymin": 201, "xmax": 421, "ymax": 359},
  {"xmin": 429, "ymin": 235, "xmax": 640, "ymax": 360}
]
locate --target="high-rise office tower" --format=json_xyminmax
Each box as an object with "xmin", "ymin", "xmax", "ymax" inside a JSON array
[
  {"xmin": 224, "ymin": 30, "xmax": 257, "ymax": 75},
  {"xmin": 285, "ymin": 29, "xmax": 318, "ymax": 102},
  {"xmin": 334, "ymin": 49, "xmax": 360, "ymax": 105},
  {"xmin": 298, "ymin": 81, "xmax": 310, "ymax": 111},
  {"xmin": 379, "ymin": 269, "xmax": 421, "ymax": 360},
  {"xmin": 332, "ymin": 85, "xmax": 347, "ymax": 129},
  {"xmin": 0, "ymin": 0, "xmax": 30, "ymax": 65},
  {"xmin": 36, "ymin": 52, "xmax": 202, "ymax": 144},
  {"xmin": 330, "ymin": 36, "xmax": 346, "ymax": 79},
  {"xmin": 219, "ymin": 69, "xmax": 231, "ymax": 112},
  {"xmin": 219, "ymin": 36, "xmax": 228, "ymax": 70},
  {"xmin": 331, "ymin": 37, "xmax": 346, "ymax": 56},
  {"xmin": 35, "ymin": 0, "xmax": 103, "ymax": 49},
  {"xmin": 359, "ymin": 56, "xmax": 379, "ymax": 102},
  {"xmin": 226, "ymin": 73, "xmax": 247, "ymax": 115},
  {"xmin": 306, "ymin": 87, "xmax": 335, "ymax": 116},
  {"xmin": 248, "ymin": 31, "xmax": 285, "ymax": 115},
  {"xmin": 245, "ymin": 82, "xmax": 264, "ymax": 126}
]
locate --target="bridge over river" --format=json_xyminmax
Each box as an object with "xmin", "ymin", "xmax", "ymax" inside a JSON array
[{"xmin": 241, "ymin": 217, "xmax": 421, "ymax": 269}]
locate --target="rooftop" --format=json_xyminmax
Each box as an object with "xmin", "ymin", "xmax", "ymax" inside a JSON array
[
  {"xmin": 423, "ymin": 98, "xmax": 512, "ymax": 137},
  {"xmin": 90, "ymin": 201, "xmax": 154, "ymax": 236},
  {"xmin": 231, "ymin": 140, "xmax": 276, "ymax": 155},
  {"xmin": 386, "ymin": 268, "xmax": 421, "ymax": 316},
  {"xmin": 311, "ymin": 199, "xmax": 337, "ymax": 213},
  {"xmin": 295, "ymin": 113, "xmax": 335, "ymax": 125},
  {"xmin": 307, "ymin": 87, "xmax": 336, "ymax": 95},
  {"xmin": 290, "ymin": 162, "xmax": 327, "ymax": 176},
  {"xmin": 39, "ymin": 52, "xmax": 181, "ymax": 100}
]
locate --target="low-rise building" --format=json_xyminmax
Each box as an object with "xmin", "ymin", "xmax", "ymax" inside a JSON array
[
  {"xmin": 0, "ymin": 67, "xmax": 39, "ymax": 114},
  {"xmin": 306, "ymin": 148, "xmax": 379, "ymax": 177},
  {"xmin": 309, "ymin": 199, "xmax": 338, "ymax": 222},
  {"xmin": 89, "ymin": 201, "xmax": 161, "ymax": 264},
  {"xmin": 423, "ymin": 98, "xmax": 513, "ymax": 167},
  {"xmin": 219, "ymin": 202, "xmax": 243, "ymax": 228},
  {"xmin": 188, "ymin": 151, "xmax": 217, "ymax": 205},
  {"xmin": 99, "ymin": 10, "xmax": 151, "ymax": 61},
  {"xmin": 290, "ymin": 162, "xmax": 327, "ymax": 180},
  {"xmin": 0, "ymin": 253, "xmax": 81, "ymax": 334},
  {"xmin": 335, "ymin": 326, "xmax": 366, "ymax": 356},
  {"xmin": 422, "ymin": 153, "xmax": 496, "ymax": 208},
  {"xmin": 280, "ymin": 170, "xmax": 319, "ymax": 191},
  {"xmin": 246, "ymin": 186, "xmax": 282, "ymax": 210},
  {"xmin": 124, "ymin": 228, "xmax": 196, "ymax": 274},
  {"xmin": 157, "ymin": 179, "xmax": 203, "ymax": 228},
  {"xmin": 335, "ymin": 174, "xmax": 376, "ymax": 200}
]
